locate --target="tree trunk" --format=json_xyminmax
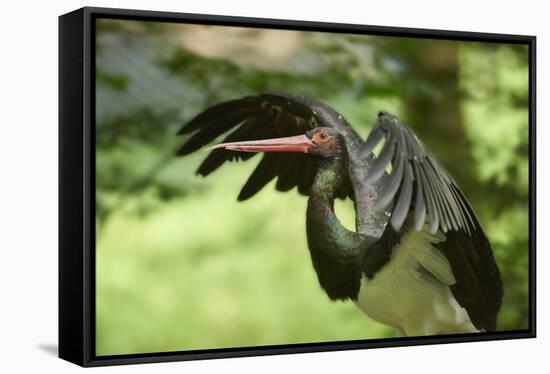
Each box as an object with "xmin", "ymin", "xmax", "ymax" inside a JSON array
[{"xmin": 402, "ymin": 40, "xmax": 466, "ymax": 179}]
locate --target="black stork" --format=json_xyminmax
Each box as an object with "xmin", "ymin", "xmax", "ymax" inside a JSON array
[{"xmin": 177, "ymin": 92, "xmax": 503, "ymax": 336}]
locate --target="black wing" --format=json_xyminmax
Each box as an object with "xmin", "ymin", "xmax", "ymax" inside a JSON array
[
  {"xmin": 361, "ymin": 111, "xmax": 502, "ymax": 331},
  {"xmin": 362, "ymin": 111, "xmax": 476, "ymax": 235},
  {"xmin": 177, "ymin": 92, "xmax": 360, "ymax": 200}
]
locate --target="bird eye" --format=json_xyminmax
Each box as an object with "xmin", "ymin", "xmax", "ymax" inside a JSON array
[{"xmin": 319, "ymin": 132, "xmax": 327, "ymax": 140}]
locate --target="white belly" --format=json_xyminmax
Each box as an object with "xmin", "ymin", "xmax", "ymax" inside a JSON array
[{"xmin": 354, "ymin": 228, "xmax": 478, "ymax": 336}]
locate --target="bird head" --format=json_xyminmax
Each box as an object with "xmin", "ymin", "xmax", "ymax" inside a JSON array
[{"xmin": 210, "ymin": 127, "xmax": 344, "ymax": 159}]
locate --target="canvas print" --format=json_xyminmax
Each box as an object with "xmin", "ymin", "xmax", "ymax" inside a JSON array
[{"xmin": 95, "ymin": 18, "xmax": 530, "ymax": 356}]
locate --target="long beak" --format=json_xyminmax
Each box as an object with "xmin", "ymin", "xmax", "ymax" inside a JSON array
[{"xmin": 209, "ymin": 134, "xmax": 315, "ymax": 154}]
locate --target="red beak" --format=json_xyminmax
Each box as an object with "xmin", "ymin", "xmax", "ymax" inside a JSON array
[{"xmin": 210, "ymin": 134, "xmax": 315, "ymax": 154}]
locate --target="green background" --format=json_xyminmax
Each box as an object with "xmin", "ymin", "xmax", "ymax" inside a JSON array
[{"xmin": 95, "ymin": 19, "xmax": 530, "ymax": 356}]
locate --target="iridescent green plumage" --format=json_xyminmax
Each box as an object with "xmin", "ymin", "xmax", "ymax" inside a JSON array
[{"xmin": 305, "ymin": 137, "xmax": 368, "ymax": 300}]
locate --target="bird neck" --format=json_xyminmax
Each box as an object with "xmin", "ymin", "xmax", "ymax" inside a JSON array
[
  {"xmin": 311, "ymin": 156, "xmax": 346, "ymax": 201},
  {"xmin": 306, "ymin": 154, "xmax": 366, "ymax": 301}
]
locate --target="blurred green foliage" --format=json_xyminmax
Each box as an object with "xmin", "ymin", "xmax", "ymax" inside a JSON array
[{"xmin": 95, "ymin": 19, "xmax": 530, "ymax": 356}]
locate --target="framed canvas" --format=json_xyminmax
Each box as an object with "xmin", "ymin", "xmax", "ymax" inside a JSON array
[{"xmin": 59, "ymin": 6, "xmax": 536, "ymax": 367}]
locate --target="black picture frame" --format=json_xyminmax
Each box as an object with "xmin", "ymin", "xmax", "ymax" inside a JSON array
[{"xmin": 59, "ymin": 6, "xmax": 537, "ymax": 367}]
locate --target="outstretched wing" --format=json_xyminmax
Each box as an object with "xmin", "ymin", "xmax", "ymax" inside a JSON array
[
  {"xmin": 361, "ymin": 111, "xmax": 502, "ymax": 331},
  {"xmin": 362, "ymin": 111, "xmax": 476, "ymax": 235},
  {"xmin": 177, "ymin": 92, "xmax": 361, "ymax": 200}
]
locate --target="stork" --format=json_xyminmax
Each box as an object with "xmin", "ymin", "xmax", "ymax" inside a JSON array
[{"xmin": 177, "ymin": 92, "xmax": 502, "ymax": 336}]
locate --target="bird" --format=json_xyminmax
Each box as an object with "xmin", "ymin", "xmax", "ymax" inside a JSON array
[{"xmin": 176, "ymin": 92, "xmax": 503, "ymax": 337}]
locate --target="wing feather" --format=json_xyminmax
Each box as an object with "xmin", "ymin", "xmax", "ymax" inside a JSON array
[
  {"xmin": 361, "ymin": 111, "xmax": 502, "ymax": 332},
  {"xmin": 362, "ymin": 126, "xmax": 384, "ymax": 155},
  {"xmin": 390, "ymin": 163, "xmax": 414, "ymax": 231},
  {"xmin": 365, "ymin": 137, "xmax": 395, "ymax": 186},
  {"xmin": 237, "ymin": 153, "xmax": 281, "ymax": 201},
  {"xmin": 360, "ymin": 112, "xmax": 475, "ymax": 235},
  {"xmin": 373, "ymin": 156, "xmax": 404, "ymax": 211},
  {"xmin": 177, "ymin": 93, "xmax": 361, "ymax": 200},
  {"xmin": 411, "ymin": 160, "xmax": 427, "ymax": 230}
]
